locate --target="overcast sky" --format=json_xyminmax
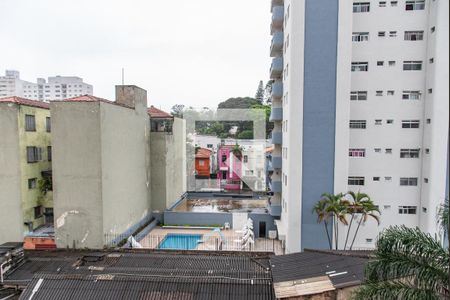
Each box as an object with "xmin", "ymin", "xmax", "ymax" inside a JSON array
[{"xmin": 0, "ymin": 0, "xmax": 271, "ymax": 112}]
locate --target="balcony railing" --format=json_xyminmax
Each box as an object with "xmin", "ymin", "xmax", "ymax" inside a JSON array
[
  {"xmin": 270, "ymin": 131, "xmax": 282, "ymax": 145},
  {"xmin": 270, "ymin": 31, "xmax": 284, "ymax": 57},
  {"xmin": 271, "ymin": 6, "xmax": 284, "ymax": 31},
  {"xmin": 269, "ymin": 156, "xmax": 282, "ymax": 169},
  {"xmin": 271, "ymin": 0, "xmax": 284, "ymax": 10},
  {"xmin": 268, "ymin": 203, "xmax": 282, "ymax": 217},
  {"xmin": 269, "ymin": 107, "xmax": 283, "ymax": 122},
  {"xmin": 269, "ymin": 179, "xmax": 282, "ymax": 193},
  {"xmin": 270, "ymin": 57, "xmax": 283, "ymax": 79},
  {"xmin": 271, "ymin": 80, "xmax": 283, "ymax": 99}
]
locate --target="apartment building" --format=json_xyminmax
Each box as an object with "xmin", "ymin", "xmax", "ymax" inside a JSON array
[
  {"xmin": 51, "ymin": 86, "xmax": 151, "ymax": 249},
  {"xmin": 0, "ymin": 70, "xmax": 93, "ymax": 101},
  {"xmin": 269, "ymin": 0, "xmax": 449, "ymax": 253},
  {"xmin": 0, "ymin": 97, "xmax": 53, "ymax": 244}
]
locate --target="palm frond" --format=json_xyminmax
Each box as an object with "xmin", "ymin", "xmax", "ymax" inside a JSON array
[{"xmin": 352, "ymin": 280, "xmax": 440, "ymax": 300}]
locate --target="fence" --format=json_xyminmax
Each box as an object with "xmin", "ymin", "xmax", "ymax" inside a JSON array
[{"xmin": 104, "ymin": 233, "xmax": 284, "ymax": 254}]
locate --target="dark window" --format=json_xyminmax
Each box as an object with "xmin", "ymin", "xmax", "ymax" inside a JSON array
[
  {"xmin": 400, "ymin": 149, "xmax": 420, "ymax": 158},
  {"xmin": 243, "ymin": 155, "xmax": 248, "ymax": 163},
  {"xmin": 46, "ymin": 117, "xmax": 51, "ymax": 132},
  {"xmin": 402, "ymin": 120, "xmax": 420, "ymax": 128},
  {"xmin": 403, "ymin": 61, "xmax": 423, "ymax": 71},
  {"xmin": 399, "ymin": 206, "xmax": 417, "ymax": 214},
  {"xmin": 47, "ymin": 146, "xmax": 52, "ymax": 161},
  {"xmin": 348, "ymin": 176, "xmax": 365, "ymax": 186},
  {"xmin": 221, "ymin": 155, "xmax": 227, "ymax": 163},
  {"xmin": 34, "ymin": 206, "xmax": 43, "ymax": 219},
  {"xmin": 405, "ymin": 0, "xmax": 425, "ymax": 10},
  {"xmin": 350, "ymin": 120, "xmax": 367, "ymax": 129},
  {"xmin": 25, "ymin": 115, "xmax": 36, "ymax": 131},
  {"xmin": 400, "ymin": 177, "xmax": 418, "ymax": 186},
  {"xmin": 28, "ymin": 178, "xmax": 37, "ymax": 189}
]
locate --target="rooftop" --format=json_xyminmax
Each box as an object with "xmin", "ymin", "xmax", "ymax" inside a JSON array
[
  {"xmin": 195, "ymin": 148, "xmax": 212, "ymax": 159},
  {"xmin": 56, "ymin": 94, "xmax": 134, "ymax": 110},
  {"xmin": 0, "ymin": 96, "xmax": 49, "ymax": 109},
  {"xmin": 148, "ymin": 105, "xmax": 173, "ymax": 119}
]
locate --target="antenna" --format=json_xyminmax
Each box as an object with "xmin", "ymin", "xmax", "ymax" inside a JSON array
[{"xmin": 121, "ymin": 67, "xmax": 124, "ymax": 85}]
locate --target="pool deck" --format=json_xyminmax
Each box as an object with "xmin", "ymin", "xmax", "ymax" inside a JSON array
[{"xmin": 140, "ymin": 227, "xmax": 284, "ymax": 255}]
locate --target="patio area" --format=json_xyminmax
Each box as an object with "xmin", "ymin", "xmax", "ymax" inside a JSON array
[{"xmin": 138, "ymin": 227, "xmax": 284, "ymax": 255}]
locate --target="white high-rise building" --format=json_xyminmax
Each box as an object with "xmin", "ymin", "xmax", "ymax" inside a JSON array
[
  {"xmin": 0, "ymin": 70, "xmax": 93, "ymax": 101},
  {"xmin": 268, "ymin": 0, "xmax": 449, "ymax": 253}
]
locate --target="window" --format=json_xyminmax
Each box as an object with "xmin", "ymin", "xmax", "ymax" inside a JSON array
[
  {"xmin": 366, "ymin": 238, "xmax": 373, "ymax": 243},
  {"xmin": 25, "ymin": 115, "xmax": 36, "ymax": 131},
  {"xmin": 375, "ymin": 119, "xmax": 382, "ymax": 125},
  {"xmin": 352, "ymin": 32, "xmax": 369, "ymax": 42},
  {"xmin": 426, "ymin": 118, "xmax": 431, "ymax": 124},
  {"xmin": 387, "ymin": 119, "xmax": 394, "ymax": 124},
  {"xmin": 422, "ymin": 207, "xmax": 427, "ymax": 213},
  {"xmin": 400, "ymin": 149, "xmax": 420, "ymax": 158},
  {"xmin": 26, "ymin": 147, "xmax": 42, "ymax": 163},
  {"xmin": 424, "ymin": 178, "xmax": 429, "ymax": 183},
  {"xmin": 402, "ymin": 91, "xmax": 421, "ymax": 100},
  {"xmin": 47, "ymin": 146, "xmax": 52, "ymax": 161},
  {"xmin": 385, "ymin": 176, "xmax": 392, "ymax": 181},
  {"xmin": 34, "ymin": 206, "xmax": 43, "ymax": 219},
  {"xmin": 28, "ymin": 178, "xmax": 37, "ymax": 189},
  {"xmin": 431, "ymin": 26, "xmax": 436, "ymax": 33},
  {"xmin": 45, "ymin": 117, "xmax": 51, "ymax": 132},
  {"xmin": 389, "ymin": 31, "xmax": 397, "ymax": 37},
  {"xmin": 207, "ymin": 144, "xmax": 213, "ymax": 148},
  {"xmin": 376, "ymin": 91, "xmax": 383, "ymax": 96},
  {"xmin": 243, "ymin": 155, "xmax": 248, "ymax": 163},
  {"xmin": 379, "ymin": 1, "xmax": 387, "ymax": 7},
  {"xmin": 353, "ymin": 2, "xmax": 370, "ymax": 12},
  {"xmin": 403, "ymin": 61, "xmax": 422, "ymax": 71},
  {"xmin": 350, "ymin": 91, "xmax": 368, "ymax": 101},
  {"xmin": 405, "ymin": 0, "xmax": 425, "ymax": 10},
  {"xmin": 400, "ymin": 177, "xmax": 418, "ymax": 186},
  {"xmin": 198, "ymin": 159, "xmax": 205, "ymax": 167},
  {"xmin": 385, "ymin": 148, "xmax": 393, "ymax": 154},
  {"xmin": 221, "ymin": 155, "xmax": 227, "ymax": 163},
  {"xmin": 387, "ymin": 90, "xmax": 395, "ymax": 96},
  {"xmin": 348, "ymin": 176, "xmax": 365, "ymax": 186},
  {"xmin": 351, "ymin": 62, "xmax": 369, "ymax": 72},
  {"xmin": 373, "ymin": 177, "xmax": 381, "ymax": 181},
  {"xmin": 391, "ymin": 1, "xmax": 398, "ymax": 6},
  {"xmin": 425, "ymin": 148, "xmax": 430, "ymax": 154},
  {"xmin": 384, "ymin": 205, "xmax": 392, "ymax": 209},
  {"xmin": 388, "ymin": 61, "xmax": 396, "ymax": 66},
  {"xmin": 350, "ymin": 120, "xmax": 367, "ymax": 129},
  {"xmin": 402, "ymin": 120, "xmax": 420, "ymax": 128},
  {"xmin": 429, "ymin": 58, "xmax": 434, "ymax": 64},
  {"xmin": 404, "ymin": 31, "xmax": 424, "ymax": 41},
  {"xmin": 378, "ymin": 31, "xmax": 386, "ymax": 37},
  {"xmin": 399, "ymin": 206, "xmax": 417, "ymax": 214},
  {"xmin": 428, "ymin": 88, "xmax": 433, "ymax": 94},
  {"xmin": 349, "ymin": 149, "xmax": 366, "ymax": 157},
  {"xmin": 377, "ymin": 61, "xmax": 385, "ymax": 66}
]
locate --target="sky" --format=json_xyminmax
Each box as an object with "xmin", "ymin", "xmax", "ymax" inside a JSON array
[{"xmin": 0, "ymin": 0, "xmax": 272, "ymax": 112}]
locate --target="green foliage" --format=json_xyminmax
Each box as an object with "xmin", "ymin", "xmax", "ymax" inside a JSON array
[
  {"xmin": 38, "ymin": 177, "xmax": 52, "ymax": 195},
  {"xmin": 438, "ymin": 197, "xmax": 449, "ymax": 237},
  {"xmin": 217, "ymin": 97, "xmax": 259, "ymax": 109},
  {"xmin": 237, "ymin": 130, "xmax": 253, "ymax": 139},
  {"xmin": 255, "ymin": 80, "xmax": 264, "ymax": 104},
  {"xmin": 352, "ymin": 226, "xmax": 450, "ymax": 299},
  {"xmin": 171, "ymin": 104, "xmax": 185, "ymax": 118}
]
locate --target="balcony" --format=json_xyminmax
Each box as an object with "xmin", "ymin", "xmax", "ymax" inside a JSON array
[
  {"xmin": 271, "ymin": 80, "xmax": 283, "ymax": 99},
  {"xmin": 269, "ymin": 155, "xmax": 282, "ymax": 169},
  {"xmin": 271, "ymin": 6, "xmax": 284, "ymax": 32},
  {"xmin": 271, "ymin": 0, "xmax": 284, "ymax": 10},
  {"xmin": 270, "ymin": 57, "xmax": 283, "ymax": 79},
  {"xmin": 269, "ymin": 179, "xmax": 282, "ymax": 193},
  {"xmin": 269, "ymin": 107, "xmax": 283, "ymax": 122},
  {"xmin": 270, "ymin": 31, "xmax": 284, "ymax": 57},
  {"xmin": 270, "ymin": 131, "xmax": 282, "ymax": 145}
]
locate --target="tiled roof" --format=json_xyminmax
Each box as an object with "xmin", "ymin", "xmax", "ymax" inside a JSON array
[
  {"xmin": 58, "ymin": 95, "xmax": 134, "ymax": 109},
  {"xmin": 148, "ymin": 106, "xmax": 173, "ymax": 119},
  {"xmin": 0, "ymin": 96, "xmax": 49, "ymax": 109},
  {"xmin": 195, "ymin": 148, "xmax": 212, "ymax": 159},
  {"xmin": 6, "ymin": 250, "xmax": 275, "ymax": 300},
  {"xmin": 270, "ymin": 250, "xmax": 369, "ymax": 288}
]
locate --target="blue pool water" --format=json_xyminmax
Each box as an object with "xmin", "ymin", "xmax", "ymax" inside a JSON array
[{"xmin": 158, "ymin": 234, "xmax": 203, "ymax": 250}]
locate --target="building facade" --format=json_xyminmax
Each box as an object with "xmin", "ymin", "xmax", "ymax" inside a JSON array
[
  {"xmin": 0, "ymin": 97, "xmax": 53, "ymax": 244},
  {"xmin": 0, "ymin": 70, "xmax": 93, "ymax": 101},
  {"xmin": 51, "ymin": 86, "xmax": 151, "ymax": 249},
  {"xmin": 269, "ymin": 0, "xmax": 449, "ymax": 253}
]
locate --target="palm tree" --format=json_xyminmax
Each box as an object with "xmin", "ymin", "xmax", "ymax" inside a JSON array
[
  {"xmin": 312, "ymin": 199, "xmax": 333, "ymax": 249},
  {"xmin": 349, "ymin": 200, "xmax": 380, "ymax": 250},
  {"xmin": 231, "ymin": 143, "xmax": 243, "ymax": 158},
  {"xmin": 343, "ymin": 191, "xmax": 371, "ymax": 250},
  {"xmin": 316, "ymin": 193, "xmax": 349, "ymax": 250},
  {"xmin": 352, "ymin": 226, "xmax": 450, "ymax": 299},
  {"xmin": 438, "ymin": 197, "xmax": 449, "ymax": 245}
]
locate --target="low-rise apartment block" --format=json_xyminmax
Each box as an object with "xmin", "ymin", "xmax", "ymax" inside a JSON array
[{"xmin": 0, "ymin": 97, "xmax": 53, "ymax": 244}]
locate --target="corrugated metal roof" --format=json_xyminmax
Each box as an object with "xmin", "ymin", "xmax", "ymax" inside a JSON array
[{"xmin": 270, "ymin": 250, "xmax": 368, "ymax": 289}]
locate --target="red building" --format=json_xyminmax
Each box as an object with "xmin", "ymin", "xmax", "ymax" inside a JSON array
[{"xmin": 195, "ymin": 148, "xmax": 212, "ymax": 178}]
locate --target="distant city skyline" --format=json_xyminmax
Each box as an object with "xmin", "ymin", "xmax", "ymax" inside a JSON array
[{"xmin": 0, "ymin": 0, "xmax": 271, "ymax": 112}]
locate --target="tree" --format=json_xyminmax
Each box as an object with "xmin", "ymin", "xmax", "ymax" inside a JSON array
[
  {"xmin": 313, "ymin": 199, "xmax": 333, "ymax": 249},
  {"xmin": 348, "ymin": 198, "xmax": 380, "ymax": 250},
  {"xmin": 255, "ymin": 81, "xmax": 265, "ymax": 104},
  {"xmin": 438, "ymin": 197, "xmax": 449, "ymax": 245},
  {"xmin": 237, "ymin": 130, "xmax": 253, "ymax": 139},
  {"xmin": 218, "ymin": 97, "xmax": 259, "ymax": 109},
  {"xmin": 352, "ymin": 226, "xmax": 449, "ymax": 300},
  {"xmin": 171, "ymin": 104, "xmax": 185, "ymax": 118},
  {"xmin": 314, "ymin": 193, "xmax": 349, "ymax": 250},
  {"xmin": 343, "ymin": 191, "xmax": 379, "ymax": 250},
  {"xmin": 263, "ymin": 80, "xmax": 274, "ymax": 104}
]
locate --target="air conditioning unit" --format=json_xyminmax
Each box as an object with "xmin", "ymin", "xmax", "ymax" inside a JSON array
[{"xmin": 268, "ymin": 230, "xmax": 277, "ymax": 239}]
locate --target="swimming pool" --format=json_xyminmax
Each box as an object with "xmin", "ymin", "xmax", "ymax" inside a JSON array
[{"xmin": 158, "ymin": 234, "xmax": 203, "ymax": 250}]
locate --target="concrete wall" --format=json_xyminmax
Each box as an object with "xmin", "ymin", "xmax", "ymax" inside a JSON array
[
  {"xmin": 0, "ymin": 103, "xmax": 22, "ymax": 244},
  {"xmin": 51, "ymin": 102, "xmax": 104, "ymax": 249},
  {"xmin": 150, "ymin": 117, "xmax": 186, "ymax": 212},
  {"xmin": 164, "ymin": 211, "xmax": 232, "ymax": 227}
]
